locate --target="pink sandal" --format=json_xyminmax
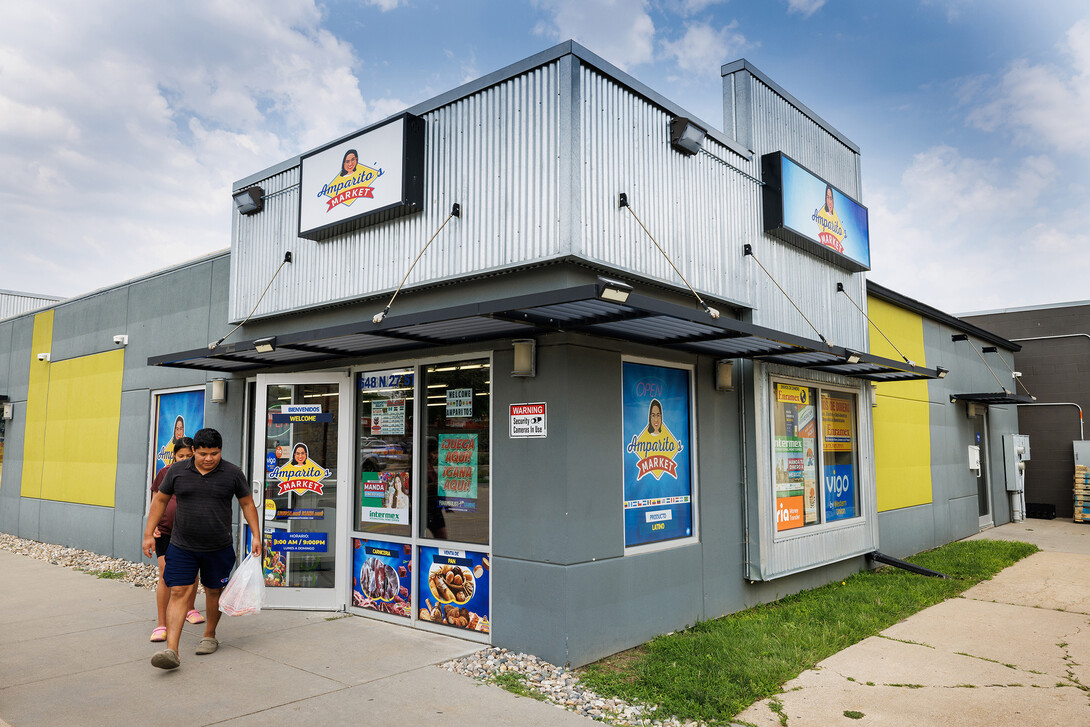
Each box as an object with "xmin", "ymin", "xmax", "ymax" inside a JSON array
[
  {"xmin": 185, "ymin": 609, "xmax": 205, "ymax": 625},
  {"xmin": 150, "ymin": 626, "xmax": 167, "ymax": 642}
]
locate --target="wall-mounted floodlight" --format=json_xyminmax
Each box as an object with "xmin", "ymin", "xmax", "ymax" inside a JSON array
[
  {"xmin": 511, "ymin": 339, "xmax": 536, "ymax": 377},
  {"xmin": 715, "ymin": 360, "xmax": 734, "ymax": 392},
  {"xmin": 597, "ymin": 276, "xmax": 632, "ymax": 304},
  {"xmin": 253, "ymin": 337, "xmax": 276, "ymax": 353},
  {"xmin": 233, "ymin": 186, "xmax": 264, "ymax": 215},
  {"xmin": 2, "ymin": 402, "xmax": 12, "ymax": 420},
  {"xmin": 844, "ymin": 349, "xmax": 862, "ymax": 365},
  {"xmin": 210, "ymin": 379, "xmax": 228, "ymax": 404},
  {"xmin": 669, "ymin": 117, "xmax": 706, "ymax": 156},
  {"xmin": 936, "ymin": 366, "xmax": 949, "ymax": 379}
]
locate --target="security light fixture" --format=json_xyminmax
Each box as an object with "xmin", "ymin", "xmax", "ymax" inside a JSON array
[
  {"xmin": 597, "ymin": 276, "xmax": 632, "ymax": 304},
  {"xmin": 253, "ymin": 336, "xmax": 276, "ymax": 353},
  {"xmin": 233, "ymin": 186, "xmax": 264, "ymax": 215},
  {"xmin": 511, "ymin": 339, "xmax": 536, "ymax": 377},
  {"xmin": 844, "ymin": 349, "xmax": 862, "ymax": 365},
  {"xmin": 211, "ymin": 378, "xmax": 228, "ymax": 404},
  {"xmin": 669, "ymin": 117, "xmax": 706, "ymax": 156},
  {"xmin": 715, "ymin": 360, "xmax": 734, "ymax": 391},
  {"xmin": 2, "ymin": 402, "xmax": 12, "ymax": 421},
  {"xmin": 936, "ymin": 366, "xmax": 949, "ymax": 379}
]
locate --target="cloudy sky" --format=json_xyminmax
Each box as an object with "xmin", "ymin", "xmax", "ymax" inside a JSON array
[{"xmin": 1, "ymin": 0, "xmax": 1087, "ymax": 315}]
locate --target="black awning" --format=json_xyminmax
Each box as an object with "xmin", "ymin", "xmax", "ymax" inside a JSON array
[
  {"xmin": 149, "ymin": 282, "xmax": 942, "ymax": 381},
  {"xmin": 951, "ymin": 392, "xmax": 1036, "ymax": 405}
]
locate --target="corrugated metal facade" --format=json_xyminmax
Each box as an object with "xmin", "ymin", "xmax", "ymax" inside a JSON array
[
  {"xmin": 231, "ymin": 50, "xmax": 872, "ymax": 354},
  {"xmin": 0, "ymin": 291, "xmax": 63, "ymax": 322},
  {"xmin": 230, "ymin": 62, "xmax": 565, "ymax": 322}
]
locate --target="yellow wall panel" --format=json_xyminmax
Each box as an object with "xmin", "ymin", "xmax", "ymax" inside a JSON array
[
  {"xmin": 39, "ymin": 349, "xmax": 125, "ymax": 506},
  {"xmin": 868, "ymin": 296, "xmax": 933, "ymax": 511},
  {"xmin": 20, "ymin": 310, "xmax": 54, "ymax": 498}
]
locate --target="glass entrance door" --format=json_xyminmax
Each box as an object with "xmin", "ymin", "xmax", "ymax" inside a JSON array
[{"xmin": 253, "ymin": 373, "xmax": 350, "ymax": 609}]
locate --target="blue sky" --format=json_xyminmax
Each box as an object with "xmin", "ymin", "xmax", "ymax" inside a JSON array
[{"xmin": 1, "ymin": 0, "xmax": 1087, "ymax": 314}]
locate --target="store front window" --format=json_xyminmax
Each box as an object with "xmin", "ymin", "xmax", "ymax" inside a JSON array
[
  {"xmin": 356, "ymin": 367, "xmax": 414, "ymax": 538},
  {"xmin": 772, "ymin": 381, "xmax": 859, "ymax": 533},
  {"xmin": 421, "ymin": 359, "xmax": 490, "ymax": 545}
]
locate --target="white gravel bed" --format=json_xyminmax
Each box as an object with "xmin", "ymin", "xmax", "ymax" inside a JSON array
[
  {"xmin": 442, "ymin": 647, "xmax": 708, "ymax": 726},
  {"xmin": 0, "ymin": 532, "xmax": 159, "ymax": 590}
]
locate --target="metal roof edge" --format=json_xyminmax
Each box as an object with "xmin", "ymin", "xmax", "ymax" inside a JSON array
[
  {"xmin": 867, "ymin": 280, "xmax": 1021, "ymax": 352},
  {"xmin": 720, "ymin": 58, "xmax": 860, "ymax": 155},
  {"xmin": 959, "ymin": 299, "xmax": 1090, "ymax": 317},
  {"xmin": 235, "ymin": 40, "xmax": 753, "ymax": 191}
]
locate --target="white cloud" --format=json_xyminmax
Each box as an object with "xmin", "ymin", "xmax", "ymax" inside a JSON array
[
  {"xmin": 661, "ymin": 21, "xmax": 750, "ymax": 77},
  {"xmin": 785, "ymin": 0, "xmax": 825, "ymax": 18},
  {"xmin": 965, "ymin": 18, "xmax": 1090, "ymax": 156},
  {"xmin": 365, "ymin": 0, "xmax": 405, "ymax": 10},
  {"xmin": 532, "ymin": 0, "xmax": 656, "ymax": 70},
  {"xmin": 868, "ymin": 145, "xmax": 1090, "ymax": 312},
  {"xmin": 0, "ymin": 0, "xmax": 406, "ymax": 297}
]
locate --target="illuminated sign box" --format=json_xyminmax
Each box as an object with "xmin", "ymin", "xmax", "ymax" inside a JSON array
[
  {"xmin": 761, "ymin": 152, "xmax": 870, "ymax": 272},
  {"xmin": 298, "ymin": 113, "xmax": 425, "ymax": 240}
]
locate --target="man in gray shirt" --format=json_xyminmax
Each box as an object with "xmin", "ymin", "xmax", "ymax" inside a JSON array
[{"xmin": 143, "ymin": 427, "xmax": 262, "ymax": 670}]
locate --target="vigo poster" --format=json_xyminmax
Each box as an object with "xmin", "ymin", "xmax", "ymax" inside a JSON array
[{"xmin": 622, "ymin": 362, "xmax": 693, "ymax": 548}]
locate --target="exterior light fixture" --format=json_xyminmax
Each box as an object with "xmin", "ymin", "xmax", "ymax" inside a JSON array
[
  {"xmin": 511, "ymin": 339, "xmax": 536, "ymax": 377},
  {"xmin": 597, "ymin": 276, "xmax": 632, "ymax": 304},
  {"xmin": 669, "ymin": 117, "xmax": 706, "ymax": 156},
  {"xmin": 253, "ymin": 336, "xmax": 276, "ymax": 353},
  {"xmin": 844, "ymin": 349, "xmax": 862, "ymax": 365},
  {"xmin": 936, "ymin": 366, "xmax": 949, "ymax": 379},
  {"xmin": 210, "ymin": 379, "xmax": 228, "ymax": 404},
  {"xmin": 715, "ymin": 360, "xmax": 734, "ymax": 391},
  {"xmin": 233, "ymin": 186, "xmax": 264, "ymax": 215},
  {"xmin": 2, "ymin": 401, "xmax": 12, "ymax": 421}
]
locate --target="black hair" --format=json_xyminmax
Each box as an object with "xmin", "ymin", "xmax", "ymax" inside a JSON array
[
  {"xmin": 173, "ymin": 436, "xmax": 195, "ymax": 452},
  {"xmin": 340, "ymin": 148, "xmax": 359, "ymax": 177},
  {"xmin": 192, "ymin": 428, "xmax": 222, "ymax": 450},
  {"xmin": 646, "ymin": 399, "xmax": 663, "ymax": 434},
  {"xmin": 824, "ymin": 184, "xmax": 834, "ymax": 213}
]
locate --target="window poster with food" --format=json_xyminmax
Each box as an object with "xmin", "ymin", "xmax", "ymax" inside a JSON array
[
  {"xmin": 353, "ymin": 539, "xmax": 411, "ymax": 618},
  {"xmin": 361, "ymin": 470, "xmax": 411, "ymax": 525},
  {"xmin": 437, "ymin": 433, "xmax": 477, "ymax": 513},
  {"xmin": 152, "ymin": 389, "xmax": 205, "ymax": 477},
  {"xmin": 774, "ymin": 384, "xmax": 818, "ymax": 531},
  {"xmin": 621, "ymin": 362, "xmax": 693, "ymax": 548},
  {"xmin": 418, "ymin": 546, "xmax": 490, "ymax": 633}
]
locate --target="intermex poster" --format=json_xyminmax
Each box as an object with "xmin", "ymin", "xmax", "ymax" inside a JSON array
[{"xmin": 621, "ymin": 362, "xmax": 693, "ymax": 548}]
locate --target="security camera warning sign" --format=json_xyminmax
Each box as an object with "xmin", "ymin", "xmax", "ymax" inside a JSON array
[{"xmin": 509, "ymin": 402, "xmax": 547, "ymax": 439}]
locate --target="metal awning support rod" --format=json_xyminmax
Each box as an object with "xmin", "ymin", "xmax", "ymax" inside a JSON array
[
  {"xmin": 618, "ymin": 192, "xmax": 719, "ymax": 319},
  {"xmin": 981, "ymin": 346, "xmax": 1036, "ymax": 399},
  {"xmin": 952, "ymin": 334, "xmax": 1009, "ymax": 393},
  {"xmin": 373, "ymin": 203, "xmax": 461, "ymax": 324},
  {"xmin": 745, "ymin": 244, "xmax": 830, "ymax": 347},
  {"xmin": 867, "ymin": 551, "xmax": 948, "ymax": 579},
  {"xmin": 837, "ymin": 283, "xmax": 914, "ymax": 366}
]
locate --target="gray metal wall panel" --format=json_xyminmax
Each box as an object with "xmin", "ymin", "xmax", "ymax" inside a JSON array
[
  {"xmin": 577, "ymin": 66, "xmax": 758, "ymax": 310},
  {"xmin": 230, "ymin": 62, "xmax": 565, "ymax": 322},
  {"xmin": 37, "ymin": 500, "xmax": 116, "ymax": 554}
]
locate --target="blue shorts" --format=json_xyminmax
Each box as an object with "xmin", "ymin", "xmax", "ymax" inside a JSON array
[{"xmin": 163, "ymin": 543, "xmax": 236, "ymax": 590}]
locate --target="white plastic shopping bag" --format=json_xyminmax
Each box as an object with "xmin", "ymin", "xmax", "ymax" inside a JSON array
[{"xmin": 219, "ymin": 554, "xmax": 266, "ymax": 616}]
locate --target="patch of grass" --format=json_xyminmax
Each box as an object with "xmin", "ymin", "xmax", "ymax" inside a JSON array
[
  {"xmin": 843, "ymin": 710, "xmax": 865, "ymax": 720},
  {"xmin": 94, "ymin": 570, "xmax": 126, "ymax": 579},
  {"xmin": 767, "ymin": 697, "xmax": 788, "ymax": 726},
  {"xmin": 491, "ymin": 672, "xmax": 548, "ymax": 702},
  {"xmin": 580, "ymin": 539, "xmax": 1036, "ymax": 724}
]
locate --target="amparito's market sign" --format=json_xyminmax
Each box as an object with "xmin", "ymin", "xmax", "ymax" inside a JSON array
[{"xmin": 298, "ymin": 113, "xmax": 425, "ymax": 241}]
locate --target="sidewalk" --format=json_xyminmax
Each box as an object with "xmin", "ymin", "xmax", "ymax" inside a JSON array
[
  {"xmin": 736, "ymin": 519, "xmax": 1090, "ymax": 726},
  {"xmin": 0, "ymin": 549, "xmax": 593, "ymax": 727}
]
